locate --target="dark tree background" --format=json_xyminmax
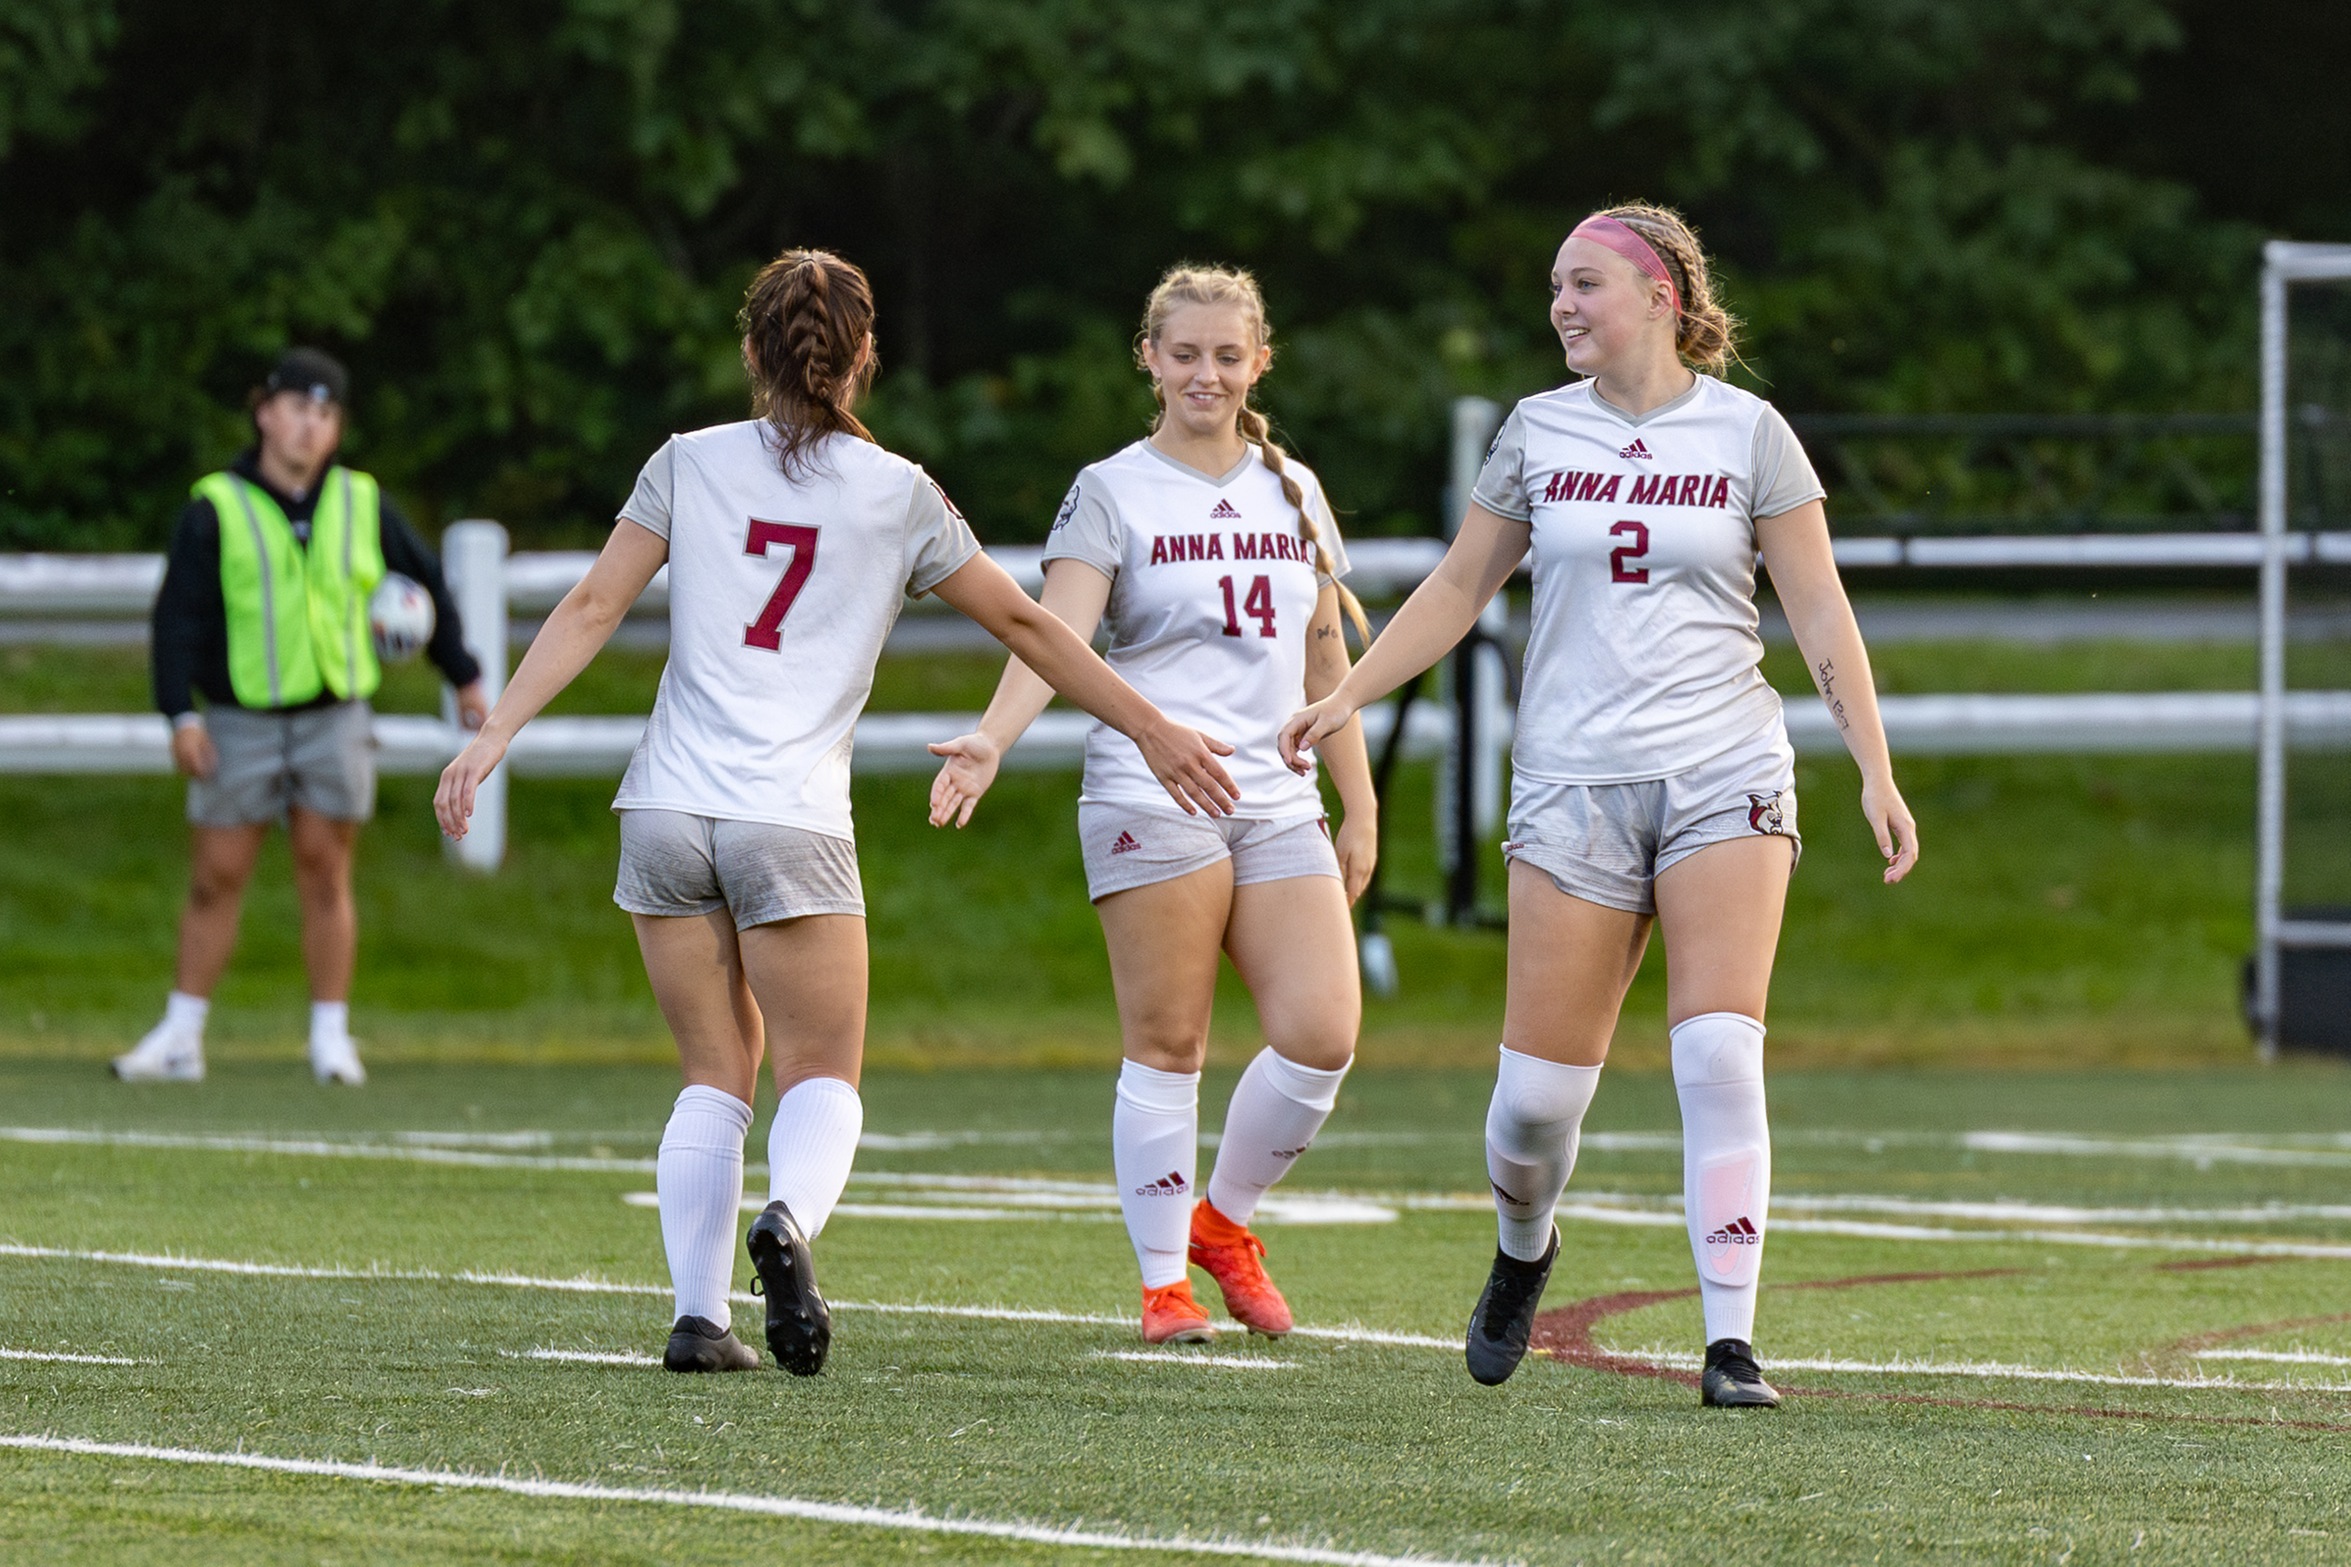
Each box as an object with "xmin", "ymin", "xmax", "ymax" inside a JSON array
[{"xmin": 1, "ymin": 0, "xmax": 2341, "ymax": 548}]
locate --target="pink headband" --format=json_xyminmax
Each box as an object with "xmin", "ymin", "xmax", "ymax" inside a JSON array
[{"xmin": 1568, "ymin": 215, "xmax": 1681, "ymax": 317}]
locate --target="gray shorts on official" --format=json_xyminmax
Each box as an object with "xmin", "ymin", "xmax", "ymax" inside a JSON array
[
  {"xmin": 1078, "ymin": 802, "xmax": 1340, "ymax": 902},
  {"xmin": 614, "ymin": 809, "xmax": 865, "ymax": 928},
  {"xmin": 187, "ymin": 699, "xmax": 377, "ymax": 827},
  {"xmin": 1502, "ymin": 719, "xmax": 1800, "ymax": 916}
]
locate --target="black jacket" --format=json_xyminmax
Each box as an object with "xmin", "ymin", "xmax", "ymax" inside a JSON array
[{"xmin": 150, "ymin": 449, "xmax": 482, "ymax": 718}]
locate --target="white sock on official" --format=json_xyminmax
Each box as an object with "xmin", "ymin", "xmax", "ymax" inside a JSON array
[
  {"xmin": 1205, "ymin": 1048, "xmax": 1350, "ymax": 1224},
  {"xmin": 1485, "ymin": 1045, "xmax": 1604, "ymax": 1262},
  {"xmin": 1113, "ymin": 1059, "xmax": 1200, "ymax": 1288},
  {"xmin": 766, "ymin": 1075, "xmax": 864, "ymax": 1238},
  {"xmin": 1671, "ymin": 1011, "xmax": 1771, "ymax": 1345},
  {"xmin": 165, "ymin": 991, "xmax": 210, "ymax": 1040},
  {"xmin": 657, "ymin": 1084, "xmax": 753, "ymax": 1327}
]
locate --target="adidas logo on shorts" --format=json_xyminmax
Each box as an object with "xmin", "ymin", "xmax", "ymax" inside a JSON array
[
  {"xmin": 1109, "ymin": 830, "xmax": 1142, "ymax": 855},
  {"xmin": 1704, "ymin": 1216, "xmax": 1761, "ymax": 1248},
  {"xmin": 1619, "ymin": 437, "xmax": 1654, "ymax": 460},
  {"xmin": 1209, "ymin": 498, "xmax": 1241, "ymax": 519},
  {"xmin": 1135, "ymin": 1170, "xmax": 1187, "ymax": 1196}
]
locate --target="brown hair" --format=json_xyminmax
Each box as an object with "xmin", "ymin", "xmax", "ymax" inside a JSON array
[
  {"xmin": 1136, "ymin": 264, "xmax": 1372, "ymax": 645},
  {"xmin": 1592, "ymin": 203, "xmax": 1740, "ymax": 374},
  {"xmin": 739, "ymin": 248, "xmax": 879, "ymax": 478}
]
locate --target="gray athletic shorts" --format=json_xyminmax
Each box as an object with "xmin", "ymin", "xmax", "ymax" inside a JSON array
[
  {"xmin": 187, "ymin": 700, "xmax": 376, "ymax": 827},
  {"xmin": 1078, "ymin": 802, "xmax": 1339, "ymax": 901},
  {"xmin": 614, "ymin": 809, "xmax": 865, "ymax": 927},
  {"xmin": 1502, "ymin": 722, "xmax": 1800, "ymax": 916}
]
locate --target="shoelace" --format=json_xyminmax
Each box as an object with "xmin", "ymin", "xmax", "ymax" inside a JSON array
[
  {"xmin": 1711, "ymin": 1344, "xmax": 1764, "ymax": 1382},
  {"xmin": 1482, "ymin": 1265, "xmax": 1546, "ymax": 1335}
]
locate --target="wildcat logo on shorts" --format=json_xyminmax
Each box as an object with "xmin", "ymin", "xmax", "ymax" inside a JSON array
[{"xmin": 1746, "ymin": 791, "xmax": 1789, "ymax": 835}]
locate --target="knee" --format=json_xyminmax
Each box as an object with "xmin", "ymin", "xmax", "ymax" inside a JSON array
[
  {"xmin": 1123, "ymin": 1026, "xmax": 1207, "ymax": 1075},
  {"xmin": 188, "ymin": 859, "xmax": 250, "ymax": 909},
  {"xmin": 1669, "ymin": 1012, "xmax": 1765, "ymax": 1086},
  {"xmin": 291, "ymin": 843, "xmax": 352, "ymax": 898}
]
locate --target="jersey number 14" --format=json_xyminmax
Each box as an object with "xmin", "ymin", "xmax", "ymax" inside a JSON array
[
  {"xmin": 742, "ymin": 519, "xmax": 819, "ymax": 650},
  {"xmin": 1218, "ymin": 574, "xmax": 1277, "ymax": 638}
]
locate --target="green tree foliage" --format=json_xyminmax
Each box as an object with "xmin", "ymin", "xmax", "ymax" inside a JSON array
[{"xmin": 0, "ymin": 0, "xmax": 2284, "ymax": 548}]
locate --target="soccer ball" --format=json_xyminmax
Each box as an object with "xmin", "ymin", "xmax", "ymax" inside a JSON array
[{"xmin": 369, "ymin": 574, "xmax": 436, "ymax": 663}]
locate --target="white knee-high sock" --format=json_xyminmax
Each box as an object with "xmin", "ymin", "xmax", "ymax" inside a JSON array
[
  {"xmin": 1113, "ymin": 1060, "xmax": 1200, "ymax": 1288},
  {"xmin": 1485, "ymin": 1046, "xmax": 1604, "ymax": 1262},
  {"xmin": 1672, "ymin": 1012, "xmax": 1771, "ymax": 1345},
  {"xmin": 1206, "ymin": 1049, "xmax": 1351, "ymax": 1224},
  {"xmin": 657, "ymin": 1085, "xmax": 754, "ymax": 1326},
  {"xmin": 767, "ymin": 1076, "xmax": 864, "ymax": 1238}
]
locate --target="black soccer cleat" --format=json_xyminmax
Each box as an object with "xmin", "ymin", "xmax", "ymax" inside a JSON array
[
  {"xmin": 1465, "ymin": 1230, "xmax": 1558, "ymax": 1386},
  {"xmin": 747, "ymin": 1200, "xmax": 832, "ymax": 1377},
  {"xmin": 662, "ymin": 1315, "xmax": 761, "ymax": 1373},
  {"xmin": 1700, "ymin": 1338, "xmax": 1782, "ymax": 1407}
]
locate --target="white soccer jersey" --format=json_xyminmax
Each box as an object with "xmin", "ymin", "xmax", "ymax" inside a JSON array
[
  {"xmin": 1044, "ymin": 440, "xmax": 1350, "ymax": 818},
  {"xmin": 1472, "ymin": 375, "xmax": 1825, "ymax": 784},
  {"xmin": 611, "ymin": 421, "xmax": 981, "ymax": 838}
]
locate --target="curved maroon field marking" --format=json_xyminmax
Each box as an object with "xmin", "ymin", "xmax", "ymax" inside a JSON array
[
  {"xmin": 1529, "ymin": 1266, "xmax": 2351, "ymax": 1433},
  {"xmin": 2166, "ymin": 1310, "xmax": 2351, "ymax": 1356},
  {"xmin": 2156, "ymin": 1254, "xmax": 2293, "ymax": 1273}
]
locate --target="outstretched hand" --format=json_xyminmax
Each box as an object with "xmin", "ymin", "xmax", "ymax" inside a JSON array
[
  {"xmin": 435, "ymin": 731, "xmax": 509, "ymax": 840},
  {"xmin": 1278, "ymin": 695, "xmax": 1356, "ymax": 774},
  {"xmin": 1139, "ymin": 722, "xmax": 1240, "ymax": 816},
  {"xmin": 1862, "ymin": 774, "xmax": 1920, "ymax": 884},
  {"xmin": 927, "ymin": 731, "xmax": 1003, "ymax": 828}
]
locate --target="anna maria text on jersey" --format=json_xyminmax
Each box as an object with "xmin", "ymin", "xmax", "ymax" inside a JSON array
[
  {"xmin": 1145, "ymin": 528, "xmax": 1321, "ymax": 567},
  {"xmin": 1535, "ymin": 470, "xmax": 1735, "ymax": 509}
]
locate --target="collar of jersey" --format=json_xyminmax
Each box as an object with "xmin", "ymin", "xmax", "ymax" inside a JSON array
[
  {"xmin": 1579, "ymin": 373, "xmax": 1708, "ymax": 428},
  {"xmin": 1136, "ymin": 438, "xmax": 1257, "ymax": 489}
]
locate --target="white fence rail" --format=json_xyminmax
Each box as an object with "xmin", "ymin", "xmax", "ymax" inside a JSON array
[{"xmin": 10, "ymin": 692, "xmax": 2349, "ymax": 778}]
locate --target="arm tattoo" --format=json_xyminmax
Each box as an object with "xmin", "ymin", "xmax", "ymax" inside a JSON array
[
  {"xmin": 1314, "ymin": 623, "xmax": 1339, "ymax": 641},
  {"xmin": 1816, "ymin": 656, "xmax": 1852, "ymax": 733}
]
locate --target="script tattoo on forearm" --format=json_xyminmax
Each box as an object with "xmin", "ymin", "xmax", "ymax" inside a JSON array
[
  {"xmin": 1314, "ymin": 623, "xmax": 1339, "ymax": 641},
  {"xmin": 1816, "ymin": 656, "xmax": 1852, "ymax": 733}
]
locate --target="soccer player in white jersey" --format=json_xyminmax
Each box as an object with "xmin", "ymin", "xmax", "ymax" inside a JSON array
[
  {"xmin": 1283, "ymin": 205, "xmax": 1919, "ymax": 1407},
  {"xmin": 435, "ymin": 250, "xmax": 1238, "ymax": 1377},
  {"xmin": 928, "ymin": 266, "xmax": 1379, "ymax": 1345}
]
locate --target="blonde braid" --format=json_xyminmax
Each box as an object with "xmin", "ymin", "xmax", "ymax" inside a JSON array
[
  {"xmin": 1238, "ymin": 406, "xmax": 1372, "ymax": 645},
  {"xmin": 1138, "ymin": 263, "xmax": 1373, "ymax": 647},
  {"xmin": 1597, "ymin": 202, "xmax": 1741, "ymax": 374}
]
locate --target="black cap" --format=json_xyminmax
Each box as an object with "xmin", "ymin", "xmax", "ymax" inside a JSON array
[{"xmin": 263, "ymin": 348, "xmax": 349, "ymax": 406}]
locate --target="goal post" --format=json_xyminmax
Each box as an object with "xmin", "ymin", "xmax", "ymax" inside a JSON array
[{"xmin": 2254, "ymin": 242, "xmax": 2351, "ymax": 1057}]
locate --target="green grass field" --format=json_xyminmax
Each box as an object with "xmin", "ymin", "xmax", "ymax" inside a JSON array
[{"xmin": 3, "ymin": 1058, "xmax": 2350, "ymax": 1563}]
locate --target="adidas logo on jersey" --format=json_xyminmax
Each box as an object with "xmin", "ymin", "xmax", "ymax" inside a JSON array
[
  {"xmin": 1135, "ymin": 1170, "xmax": 1188, "ymax": 1196},
  {"xmin": 1704, "ymin": 1216, "xmax": 1761, "ymax": 1247},
  {"xmin": 1109, "ymin": 830, "xmax": 1142, "ymax": 856},
  {"xmin": 1619, "ymin": 438, "xmax": 1654, "ymax": 460},
  {"xmin": 1209, "ymin": 498, "xmax": 1241, "ymax": 519}
]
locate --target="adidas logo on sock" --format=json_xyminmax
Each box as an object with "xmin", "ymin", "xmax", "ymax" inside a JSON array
[
  {"xmin": 1490, "ymin": 1179, "xmax": 1525, "ymax": 1207},
  {"xmin": 1109, "ymin": 830, "xmax": 1142, "ymax": 855},
  {"xmin": 1134, "ymin": 1170, "xmax": 1188, "ymax": 1196},
  {"xmin": 1619, "ymin": 437, "xmax": 1654, "ymax": 460},
  {"xmin": 1209, "ymin": 498, "xmax": 1241, "ymax": 519},
  {"xmin": 1704, "ymin": 1216, "xmax": 1761, "ymax": 1246},
  {"xmin": 1270, "ymin": 1145, "xmax": 1309, "ymax": 1161}
]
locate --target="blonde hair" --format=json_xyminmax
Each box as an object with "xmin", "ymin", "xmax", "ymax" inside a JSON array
[
  {"xmin": 1136, "ymin": 264, "xmax": 1372, "ymax": 646},
  {"xmin": 1593, "ymin": 203, "xmax": 1740, "ymax": 374}
]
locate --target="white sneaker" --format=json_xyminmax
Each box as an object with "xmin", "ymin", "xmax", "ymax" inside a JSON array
[
  {"xmin": 113, "ymin": 1022, "xmax": 205, "ymax": 1083},
  {"xmin": 310, "ymin": 1034, "xmax": 367, "ymax": 1086}
]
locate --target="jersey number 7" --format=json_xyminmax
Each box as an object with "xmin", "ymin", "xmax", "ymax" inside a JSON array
[{"xmin": 743, "ymin": 520, "xmax": 820, "ymax": 651}]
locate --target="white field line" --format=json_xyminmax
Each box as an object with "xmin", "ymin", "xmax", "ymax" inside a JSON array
[
  {"xmin": 0, "ymin": 1125, "xmax": 1052, "ymax": 1169},
  {"xmin": 0, "ymin": 1434, "xmax": 1500, "ymax": 1567},
  {"xmin": 1093, "ymin": 1351, "xmax": 1295, "ymax": 1370},
  {"xmin": 504, "ymin": 1347, "xmax": 659, "ymax": 1367},
  {"xmin": 0, "ymin": 1347, "xmax": 142, "ymax": 1366},
  {"xmin": 11, "ymin": 1241, "xmax": 2348, "ymax": 1396},
  {"xmin": 622, "ymin": 1192, "xmax": 1113, "ymax": 1223},
  {"xmin": 2197, "ymin": 1349, "xmax": 2351, "ymax": 1367},
  {"xmin": 1616, "ymin": 1347, "xmax": 2351, "ymax": 1396}
]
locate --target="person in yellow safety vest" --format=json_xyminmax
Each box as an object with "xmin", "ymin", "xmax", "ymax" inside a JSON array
[{"xmin": 117, "ymin": 349, "xmax": 490, "ymax": 1085}]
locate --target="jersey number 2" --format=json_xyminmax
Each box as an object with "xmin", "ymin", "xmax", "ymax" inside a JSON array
[
  {"xmin": 1609, "ymin": 520, "xmax": 1651, "ymax": 584},
  {"xmin": 743, "ymin": 520, "xmax": 819, "ymax": 650},
  {"xmin": 1219, "ymin": 575, "xmax": 1276, "ymax": 638}
]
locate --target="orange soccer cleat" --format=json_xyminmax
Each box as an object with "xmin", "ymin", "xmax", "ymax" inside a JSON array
[
  {"xmin": 1187, "ymin": 1199, "xmax": 1293, "ymax": 1337},
  {"xmin": 1140, "ymin": 1278, "xmax": 1216, "ymax": 1345}
]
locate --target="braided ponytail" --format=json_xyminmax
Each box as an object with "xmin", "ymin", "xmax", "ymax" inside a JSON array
[
  {"xmin": 1137, "ymin": 264, "xmax": 1372, "ymax": 646},
  {"xmin": 740, "ymin": 248, "xmax": 879, "ymax": 478},
  {"xmin": 1594, "ymin": 202, "xmax": 1741, "ymax": 374}
]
